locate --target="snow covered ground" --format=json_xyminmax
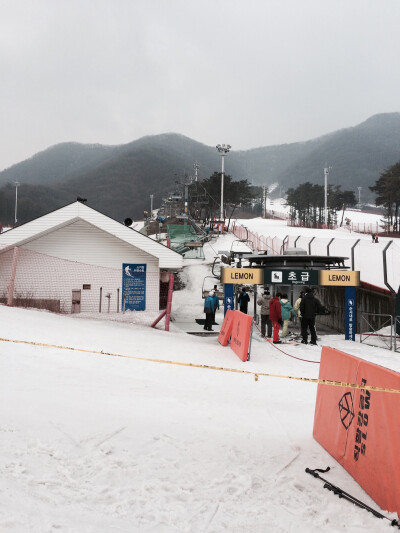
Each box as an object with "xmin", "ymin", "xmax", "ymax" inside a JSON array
[{"xmin": 1, "ymin": 218, "xmax": 399, "ymax": 532}]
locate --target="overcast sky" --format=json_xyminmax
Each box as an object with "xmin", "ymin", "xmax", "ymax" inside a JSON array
[{"xmin": 1, "ymin": 0, "xmax": 400, "ymax": 171}]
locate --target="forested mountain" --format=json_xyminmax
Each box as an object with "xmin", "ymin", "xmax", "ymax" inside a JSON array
[
  {"xmin": 270, "ymin": 113, "xmax": 400, "ymax": 190},
  {"xmin": 0, "ymin": 143, "xmax": 123, "ymax": 186},
  {"xmin": 1, "ymin": 113, "xmax": 399, "ymax": 225}
]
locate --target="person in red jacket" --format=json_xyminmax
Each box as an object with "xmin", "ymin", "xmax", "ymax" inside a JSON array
[{"xmin": 269, "ymin": 292, "xmax": 282, "ymax": 344}]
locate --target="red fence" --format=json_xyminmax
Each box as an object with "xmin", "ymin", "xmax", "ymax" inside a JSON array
[{"xmin": 231, "ymin": 223, "xmax": 285, "ymax": 255}]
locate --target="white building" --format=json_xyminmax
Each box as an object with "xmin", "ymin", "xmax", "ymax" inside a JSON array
[{"xmin": 0, "ymin": 202, "xmax": 183, "ymax": 314}]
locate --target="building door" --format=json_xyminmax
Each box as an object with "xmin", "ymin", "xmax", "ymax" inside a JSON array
[{"xmin": 71, "ymin": 290, "xmax": 81, "ymax": 313}]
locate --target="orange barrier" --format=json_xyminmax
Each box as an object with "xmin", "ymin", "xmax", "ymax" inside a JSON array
[
  {"xmin": 218, "ymin": 309, "xmax": 234, "ymax": 346},
  {"xmin": 314, "ymin": 347, "xmax": 400, "ymax": 516},
  {"xmin": 230, "ymin": 311, "xmax": 253, "ymax": 362}
]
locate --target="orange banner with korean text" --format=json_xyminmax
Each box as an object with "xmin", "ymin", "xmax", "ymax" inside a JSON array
[
  {"xmin": 314, "ymin": 347, "xmax": 400, "ymax": 516},
  {"xmin": 230, "ymin": 311, "xmax": 253, "ymax": 362},
  {"xmin": 218, "ymin": 309, "xmax": 234, "ymax": 346}
]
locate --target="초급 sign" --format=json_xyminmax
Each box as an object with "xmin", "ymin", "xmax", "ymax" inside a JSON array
[
  {"xmin": 122, "ymin": 263, "xmax": 146, "ymax": 311},
  {"xmin": 264, "ymin": 269, "xmax": 319, "ymax": 285}
]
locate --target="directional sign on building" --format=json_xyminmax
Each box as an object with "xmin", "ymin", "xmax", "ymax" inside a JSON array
[
  {"xmin": 319, "ymin": 270, "xmax": 360, "ymax": 286},
  {"xmin": 264, "ymin": 269, "xmax": 319, "ymax": 285},
  {"xmin": 222, "ymin": 267, "xmax": 360, "ymax": 287},
  {"xmin": 221, "ymin": 268, "xmax": 263, "ymax": 285}
]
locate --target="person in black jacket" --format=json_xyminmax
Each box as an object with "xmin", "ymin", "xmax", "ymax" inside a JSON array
[
  {"xmin": 238, "ymin": 287, "xmax": 250, "ymax": 314},
  {"xmin": 299, "ymin": 287, "xmax": 325, "ymax": 345}
]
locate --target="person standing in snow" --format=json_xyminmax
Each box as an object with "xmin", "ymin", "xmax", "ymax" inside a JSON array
[
  {"xmin": 238, "ymin": 287, "xmax": 250, "ymax": 314},
  {"xmin": 293, "ymin": 290, "xmax": 305, "ymax": 325},
  {"xmin": 211, "ymin": 285, "xmax": 220, "ymax": 324},
  {"xmin": 257, "ymin": 288, "xmax": 272, "ymax": 338},
  {"xmin": 280, "ymin": 293, "xmax": 296, "ymax": 339},
  {"xmin": 269, "ymin": 292, "xmax": 282, "ymax": 344},
  {"xmin": 299, "ymin": 287, "xmax": 325, "ymax": 345},
  {"xmin": 203, "ymin": 290, "xmax": 215, "ymax": 331}
]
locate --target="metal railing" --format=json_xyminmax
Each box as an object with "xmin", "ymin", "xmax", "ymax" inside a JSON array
[
  {"xmin": 395, "ymin": 316, "xmax": 400, "ymax": 353},
  {"xmin": 360, "ymin": 313, "xmax": 393, "ymax": 351}
]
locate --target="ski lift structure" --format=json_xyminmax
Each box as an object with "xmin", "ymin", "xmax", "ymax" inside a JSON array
[
  {"xmin": 201, "ymin": 275, "xmax": 223, "ymax": 300},
  {"xmin": 225, "ymin": 238, "xmax": 255, "ymax": 267}
]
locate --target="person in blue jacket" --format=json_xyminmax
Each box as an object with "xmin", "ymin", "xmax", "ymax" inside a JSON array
[
  {"xmin": 204, "ymin": 290, "xmax": 216, "ymax": 331},
  {"xmin": 211, "ymin": 285, "xmax": 220, "ymax": 324}
]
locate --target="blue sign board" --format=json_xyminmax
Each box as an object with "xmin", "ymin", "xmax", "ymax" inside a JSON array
[
  {"xmin": 345, "ymin": 286, "xmax": 356, "ymax": 341},
  {"xmin": 224, "ymin": 283, "xmax": 234, "ymax": 316},
  {"xmin": 122, "ymin": 264, "xmax": 146, "ymax": 311}
]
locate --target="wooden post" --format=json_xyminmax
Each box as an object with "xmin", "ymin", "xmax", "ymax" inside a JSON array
[{"xmin": 7, "ymin": 247, "xmax": 19, "ymax": 306}]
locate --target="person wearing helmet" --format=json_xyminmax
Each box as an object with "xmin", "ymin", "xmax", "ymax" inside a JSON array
[{"xmin": 204, "ymin": 290, "xmax": 216, "ymax": 331}]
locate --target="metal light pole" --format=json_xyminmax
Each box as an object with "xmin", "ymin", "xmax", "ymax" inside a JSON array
[
  {"xmin": 14, "ymin": 181, "xmax": 20, "ymax": 225},
  {"xmin": 216, "ymin": 144, "xmax": 231, "ymax": 224},
  {"xmin": 263, "ymin": 186, "xmax": 267, "ymax": 218},
  {"xmin": 150, "ymin": 194, "xmax": 154, "ymax": 217},
  {"xmin": 324, "ymin": 166, "xmax": 332, "ymax": 226}
]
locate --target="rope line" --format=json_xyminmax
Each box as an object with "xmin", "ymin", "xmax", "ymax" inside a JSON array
[{"xmin": 1, "ymin": 336, "xmax": 400, "ymax": 395}]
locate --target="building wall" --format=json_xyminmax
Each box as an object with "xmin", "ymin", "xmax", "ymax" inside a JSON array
[{"xmin": 0, "ymin": 221, "xmax": 162, "ymax": 313}]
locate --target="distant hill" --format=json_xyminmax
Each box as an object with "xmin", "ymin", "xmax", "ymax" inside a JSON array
[
  {"xmin": 0, "ymin": 113, "xmax": 399, "ymax": 224},
  {"xmin": 269, "ymin": 113, "xmax": 400, "ymax": 190}
]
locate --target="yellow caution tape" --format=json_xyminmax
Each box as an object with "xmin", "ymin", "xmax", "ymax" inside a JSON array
[{"xmin": 1, "ymin": 336, "xmax": 400, "ymax": 394}]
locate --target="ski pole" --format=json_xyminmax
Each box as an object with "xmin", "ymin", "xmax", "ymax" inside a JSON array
[{"xmin": 305, "ymin": 467, "xmax": 400, "ymax": 529}]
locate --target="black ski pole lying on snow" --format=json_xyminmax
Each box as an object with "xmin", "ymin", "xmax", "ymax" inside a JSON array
[{"xmin": 305, "ymin": 467, "xmax": 400, "ymax": 529}]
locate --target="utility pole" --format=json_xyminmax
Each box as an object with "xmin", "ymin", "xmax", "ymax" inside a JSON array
[{"xmin": 324, "ymin": 166, "xmax": 332, "ymax": 226}]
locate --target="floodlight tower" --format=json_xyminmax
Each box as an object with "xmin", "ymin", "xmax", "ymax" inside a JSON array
[
  {"xmin": 194, "ymin": 161, "xmax": 199, "ymax": 182},
  {"xmin": 324, "ymin": 166, "xmax": 332, "ymax": 226},
  {"xmin": 263, "ymin": 186, "xmax": 267, "ymax": 218},
  {"xmin": 216, "ymin": 144, "xmax": 231, "ymax": 223}
]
